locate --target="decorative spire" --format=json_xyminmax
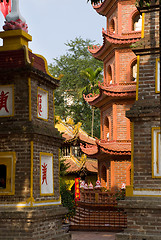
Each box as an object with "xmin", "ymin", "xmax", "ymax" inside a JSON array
[{"xmin": 3, "ymin": 0, "xmax": 28, "ymax": 32}]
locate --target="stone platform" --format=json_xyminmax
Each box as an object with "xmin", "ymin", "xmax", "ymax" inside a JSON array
[{"xmin": 0, "ymin": 205, "xmax": 71, "ymax": 240}]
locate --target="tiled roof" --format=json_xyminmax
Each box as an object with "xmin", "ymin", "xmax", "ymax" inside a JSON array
[
  {"xmin": 65, "ymin": 156, "xmax": 82, "ymax": 173},
  {"xmin": 88, "ymin": 30, "xmax": 141, "ymax": 59},
  {"xmin": 84, "ymin": 159, "xmax": 98, "ymax": 173},
  {"xmin": 63, "ymin": 156, "xmax": 98, "ymax": 173},
  {"xmin": 78, "ymin": 132, "xmax": 96, "ymax": 145},
  {"xmin": 55, "ymin": 117, "xmax": 96, "ymax": 145},
  {"xmin": 81, "ymin": 140, "xmax": 131, "ymax": 157},
  {"xmin": 84, "ymin": 83, "xmax": 136, "ymax": 106},
  {"xmin": 93, "ymin": 0, "xmax": 109, "ymax": 16},
  {"xmin": 80, "ymin": 143, "xmax": 99, "ymax": 155},
  {"xmin": 102, "ymin": 29, "xmax": 141, "ymax": 45}
]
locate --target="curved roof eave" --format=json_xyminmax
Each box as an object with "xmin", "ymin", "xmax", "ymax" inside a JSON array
[
  {"xmin": 83, "ymin": 83, "xmax": 136, "ymax": 107},
  {"xmin": 80, "ymin": 140, "xmax": 131, "ymax": 158},
  {"xmin": 88, "ymin": 33, "xmax": 109, "ymax": 61},
  {"xmin": 93, "ymin": 0, "xmax": 114, "ymax": 16},
  {"xmin": 102, "ymin": 29, "xmax": 141, "ymax": 45},
  {"xmin": 88, "ymin": 30, "xmax": 141, "ymax": 61}
]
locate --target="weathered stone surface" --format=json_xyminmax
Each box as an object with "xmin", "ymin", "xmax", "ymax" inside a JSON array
[{"xmin": 0, "ymin": 206, "xmax": 71, "ymax": 240}]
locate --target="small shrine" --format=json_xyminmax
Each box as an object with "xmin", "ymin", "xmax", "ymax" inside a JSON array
[
  {"xmin": 0, "ymin": 1, "xmax": 71, "ymax": 239},
  {"xmin": 81, "ymin": 0, "xmax": 141, "ymax": 190},
  {"xmin": 55, "ymin": 116, "xmax": 98, "ymax": 190}
]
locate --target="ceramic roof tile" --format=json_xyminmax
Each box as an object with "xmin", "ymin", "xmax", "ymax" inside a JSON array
[
  {"xmin": 81, "ymin": 140, "xmax": 131, "ymax": 157},
  {"xmin": 84, "ymin": 83, "xmax": 136, "ymax": 105}
]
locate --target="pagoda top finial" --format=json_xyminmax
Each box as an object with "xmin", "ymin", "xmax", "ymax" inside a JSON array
[{"xmin": 1, "ymin": 0, "xmax": 28, "ymax": 32}]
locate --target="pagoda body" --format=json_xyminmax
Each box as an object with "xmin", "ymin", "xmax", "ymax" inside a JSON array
[
  {"xmin": 116, "ymin": 2, "xmax": 161, "ymax": 239},
  {"xmin": 82, "ymin": 0, "xmax": 141, "ymax": 189}
]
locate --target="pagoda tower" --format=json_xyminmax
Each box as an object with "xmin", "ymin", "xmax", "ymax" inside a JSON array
[
  {"xmin": 82, "ymin": 0, "xmax": 141, "ymax": 190},
  {"xmin": 116, "ymin": 1, "xmax": 161, "ymax": 239},
  {"xmin": 0, "ymin": 1, "xmax": 71, "ymax": 239}
]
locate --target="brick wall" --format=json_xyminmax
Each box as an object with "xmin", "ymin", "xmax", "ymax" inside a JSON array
[
  {"xmin": 114, "ymin": 160, "xmax": 131, "ymax": 188},
  {"xmin": 101, "ymin": 104, "xmax": 113, "ymax": 140},
  {"xmin": 118, "ymin": 49, "xmax": 136, "ymax": 83},
  {"xmin": 121, "ymin": 0, "xmax": 137, "ymax": 33},
  {"xmin": 0, "ymin": 206, "xmax": 71, "ymax": 240}
]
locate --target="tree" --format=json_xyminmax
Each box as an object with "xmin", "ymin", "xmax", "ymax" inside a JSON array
[
  {"xmin": 80, "ymin": 67, "xmax": 102, "ymax": 137},
  {"xmin": 49, "ymin": 37, "xmax": 103, "ymax": 138}
]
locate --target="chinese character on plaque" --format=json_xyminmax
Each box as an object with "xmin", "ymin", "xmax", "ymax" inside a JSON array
[
  {"xmin": 0, "ymin": 85, "xmax": 14, "ymax": 117},
  {"xmin": 40, "ymin": 153, "xmax": 54, "ymax": 195},
  {"xmin": 37, "ymin": 88, "xmax": 48, "ymax": 120}
]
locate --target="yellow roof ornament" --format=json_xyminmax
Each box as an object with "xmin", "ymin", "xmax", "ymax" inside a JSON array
[{"xmin": 66, "ymin": 117, "xmax": 74, "ymax": 126}]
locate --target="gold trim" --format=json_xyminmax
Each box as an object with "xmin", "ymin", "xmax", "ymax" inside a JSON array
[
  {"xmin": 35, "ymin": 54, "xmax": 61, "ymax": 80},
  {"xmin": 28, "ymin": 78, "xmax": 32, "ymax": 121},
  {"xmin": 30, "ymin": 142, "xmax": 34, "ymax": 206},
  {"xmin": 156, "ymin": 132, "xmax": 159, "ymax": 174},
  {"xmin": 141, "ymin": 13, "xmax": 145, "ymax": 39},
  {"xmin": 53, "ymin": 90, "xmax": 55, "ymax": 127},
  {"xmin": 40, "ymin": 152, "xmax": 54, "ymax": 196},
  {"xmin": 0, "ymin": 29, "xmax": 32, "ymax": 52},
  {"xmin": 136, "ymin": 55, "xmax": 140, "ymax": 101},
  {"xmin": 126, "ymin": 122, "xmax": 134, "ymax": 197}
]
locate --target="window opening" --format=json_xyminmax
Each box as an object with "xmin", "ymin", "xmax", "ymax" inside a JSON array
[
  {"xmin": 133, "ymin": 14, "xmax": 142, "ymax": 31},
  {"xmin": 0, "ymin": 164, "xmax": 6, "ymax": 189},
  {"xmin": 109, "ymin": 19, "xmax": 115, "ymax": 33},
  {"xmin": 104, "ymin": 117, "xmax": 109, "ymax": 140},
  {"xmin": 72, "ymin": 146, "xmax": 82, "ymax": 157},
  {"xmin": 131, "ymin": 61, "xmax": 137, "ymax": 82},
  {"xmin": 102, "ymin": 165, "xmax": 107, "ymax": 183},
  {"xmin": 107, "ymin": 65, "xmax": 112, "ymax": 84},
  {"xmin": 61, "ymin": 146, "xmax": 70, "ymax": 156}
]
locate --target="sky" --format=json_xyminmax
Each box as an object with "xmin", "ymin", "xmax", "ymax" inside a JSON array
[{"xmin": 0, "ymin": 0, "xmax": 105, "ymax": 65}]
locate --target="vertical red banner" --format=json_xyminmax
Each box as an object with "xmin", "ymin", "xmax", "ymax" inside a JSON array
[{"xmin": 75, "ymin": 178, "xmax": 80, "ymax": 202}]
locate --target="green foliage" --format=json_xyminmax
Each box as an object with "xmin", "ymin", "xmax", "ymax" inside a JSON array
[
  {"xmin": 60, "ymin": 179, "xmax": 75, "ymax": 218},
  {"xmin": 80, "ymin": 67, "xmax": 102, "ymax": 95},
  {"xmin": 60, "ymin": 158, "xmax": 70, "ymax": 177},
  {"xmin": 136, "ymin": 0, "xmax": 157, "ymax": 7},
  {"xmin": 59, "ymin": 158, "xmax": 75, "ymax": 218},
  {"xmin": 114, "ymin": 189, "xmax": 125, "ymax": 201},
  {"xmin": 49, "ymin": 37, "xmax": 103, "ymax": 138}
]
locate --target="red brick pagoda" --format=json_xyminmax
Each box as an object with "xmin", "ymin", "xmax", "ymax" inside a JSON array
[{"xmin": 81, "ymin": 0, "xmax": 141, "ymax": 190}]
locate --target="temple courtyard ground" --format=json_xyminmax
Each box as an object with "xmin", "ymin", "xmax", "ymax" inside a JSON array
[{"xmin": 71, "ymin": 231, "xmax": 116, "ymax": 240}]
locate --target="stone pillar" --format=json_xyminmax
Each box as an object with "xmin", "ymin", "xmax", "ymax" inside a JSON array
[
  {"xmin": 0, "ymin": 30, "xmax": 71, "ymax": 239},
  {"xmin": 116, "ymin": 2, "xmax": 161, "ymax": 240}
]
